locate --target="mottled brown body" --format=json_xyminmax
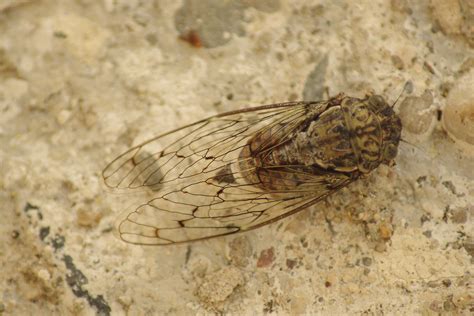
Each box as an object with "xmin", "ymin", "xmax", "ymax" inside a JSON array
[
  {"xmin": 239, "ymin": 94, "xmax": 402, "ymax": 192},
  {"xmin": 104, "ymin": 92, "xmax": 403, "ymax": 245}
]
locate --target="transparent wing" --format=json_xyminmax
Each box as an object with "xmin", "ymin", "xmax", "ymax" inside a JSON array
[{"xmin": 103, "ymin": 101, "xmax": 353, "ymax": 245}]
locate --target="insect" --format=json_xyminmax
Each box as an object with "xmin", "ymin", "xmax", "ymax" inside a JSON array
[{"xmin": 102, "ymin": 92, "xmax": 402, "ymax": 245}]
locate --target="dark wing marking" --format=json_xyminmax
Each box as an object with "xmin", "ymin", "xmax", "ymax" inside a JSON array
[{"xmin": 103, "ymin": 101, "xmax": 351, "ymax": 245}]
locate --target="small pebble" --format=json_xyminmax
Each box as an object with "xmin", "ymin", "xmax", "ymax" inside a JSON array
[{"xmin": 443, "ymin": 70, "xmax": 474, "ymax": 147}]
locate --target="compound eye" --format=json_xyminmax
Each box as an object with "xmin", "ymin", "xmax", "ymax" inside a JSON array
[
  {"xmin": 384, "ymin": 143, "xmax": 398, "ymax": 161},
  {"xmin": 368, "ymin": 95, "xmax": 386, "ymax": 108}
]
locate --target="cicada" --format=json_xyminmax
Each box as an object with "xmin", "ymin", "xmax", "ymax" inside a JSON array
[{"xmin": 102, "ymin": 93, "xmax": 402, "ymax": 245}]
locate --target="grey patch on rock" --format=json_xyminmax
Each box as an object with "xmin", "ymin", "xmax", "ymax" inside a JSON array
[
  {"xmin": 24, "ymin": 202, "xmax": 43, "ymax": 220},
  {"xmin": 303, "ymin": 55, "xmax": 328, "ymax": 101},
  {"xmin": 63, "ymin": 255, "xmax": 111, "ymax": 316},
  {"xmin": 174, "ymin": 0, "xmax": 280, "ymax": 48},
  {"xmin": 51, "ymin": 234, "xmax": 65, "ymax": 251},
  {"xmin": 23, "ymin": 203, "xmax": 108, "ymax": 313},
  {"xmin": 398, "ymin": 90, "xmax": 435, "ymax": 136},
  {"xmin": 228, "ymin": 235, "xmax": 252, "ymax": 267},
  {"xmin": 39, "ymin": 226, "xmax": 50, "ymax": 241}
]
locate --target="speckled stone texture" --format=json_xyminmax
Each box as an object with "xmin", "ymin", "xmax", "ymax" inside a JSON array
[{"xmin": 0, "ymin": 0, "xmax": 473, "ymax": 315}]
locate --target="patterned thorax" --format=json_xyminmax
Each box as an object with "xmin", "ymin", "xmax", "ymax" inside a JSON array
[{"xmin": 303, "ymin": 94, "xmax": 402, "ymax": 173}]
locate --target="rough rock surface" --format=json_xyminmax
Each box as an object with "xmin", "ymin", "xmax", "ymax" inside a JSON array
[{"xmin": 1, "ymin": 0, "xmax": 472, "ymax": 314}]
